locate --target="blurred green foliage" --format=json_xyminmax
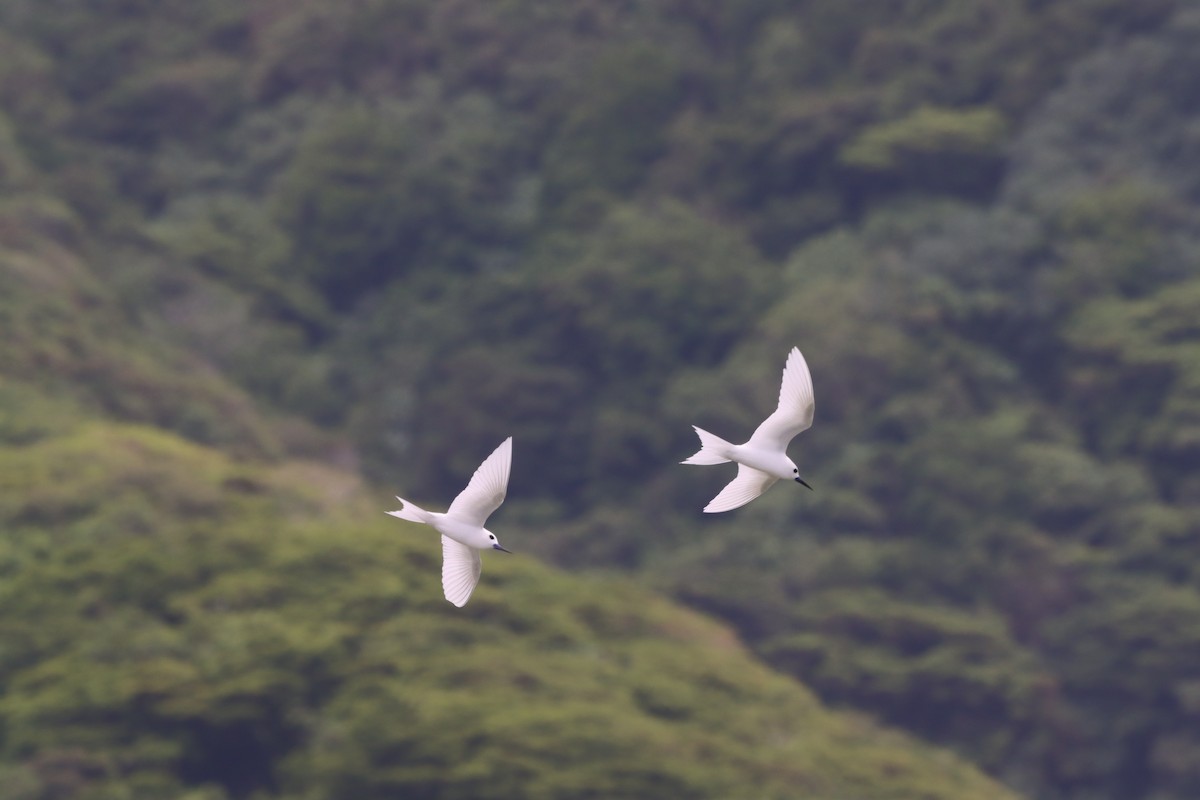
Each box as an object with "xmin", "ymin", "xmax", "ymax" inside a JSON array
[
  {"xmin": 0, "ymin": 419, "xmax": 1011, "ymax": 799},
  {"xmin": 1, "ymin": 1, "xmax": 1199, "ymax": 798}
]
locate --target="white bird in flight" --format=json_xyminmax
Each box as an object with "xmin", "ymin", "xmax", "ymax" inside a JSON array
[
  {"xmin": 682, "ymin": 347, "xmax": 815, "ymax": 512},
  {"xmin": 387, "ymin": 437, "xmax": 513, "ymax": 607}
]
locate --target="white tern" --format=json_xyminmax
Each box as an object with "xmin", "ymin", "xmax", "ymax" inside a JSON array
[
  {"xmin": 387, "ymin": 436, "xmax": 513, "ymax": 606},
  {"xmin": 682, "ymin": 347, "xmax": 815, "ymax": 512}
]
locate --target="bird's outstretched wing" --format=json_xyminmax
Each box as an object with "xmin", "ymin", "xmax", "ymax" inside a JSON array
[
  {"xmin": 446, "ymin": 437, "xmax": 512, "ymax": 527},
  {"xmin": 704, "ymin": 464, "xmax": 779, "ymax": 513},
  {"xmin": 747, "ymin": 347, "xmax": 815, "ymax": 450},
  {"xmin": 441, "ymin": 535, "xmax": 483, "ymax": 607}
]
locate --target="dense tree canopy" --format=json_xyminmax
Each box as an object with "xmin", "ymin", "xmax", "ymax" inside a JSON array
[{"xmin": 1, "ymin": 1, "xmax": 1199, "ymax": 798}]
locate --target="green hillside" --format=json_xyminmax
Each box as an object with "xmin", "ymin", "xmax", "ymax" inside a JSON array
[
  {"xmin": 0, "ymin": 419, "xmax": 1013, "ymax": 799},
  {"xmin": 0, "ymin": 181, "xmax": 1013, "ymax": 796},
  {"xmin": 3, "ymin": 1, "xmax": 1200, "ymax": 798}
]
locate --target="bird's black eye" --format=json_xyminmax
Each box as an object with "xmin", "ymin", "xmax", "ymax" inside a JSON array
[
  {"xmin": 793, "ymin": 468, "xmax": 798, "ymax": 474},
  {"xmin": 489, "ymin": 534, "xmax": 495, "ymax": 540}
]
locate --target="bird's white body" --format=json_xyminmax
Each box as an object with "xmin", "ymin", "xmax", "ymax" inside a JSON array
[
  {"xmin": 422, "ymin": 513, "xmax": 500, "ymax": 550},
  {"xmin": 683, "ymin": 347, "xmax": 815, "ymax": 513},
  {"xmin": 707, "ymin": 440, "xmax": 799, "ymax": 481},
  {"xmin": 387, "ymin": 437, "xmax": 513, "ymax": 607}
]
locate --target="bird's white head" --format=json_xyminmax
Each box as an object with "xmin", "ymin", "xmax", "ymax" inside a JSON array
[
  {"xmin": 790, "ymin": 463, "xmax": 813, "ymax": 491},
  {"xmin": 477, "ymin": 528, "xmax": 511, "ymax": 553},
  {"xmin": 754, "ymin": 452, "xmax": 812, "ymax": 488}
]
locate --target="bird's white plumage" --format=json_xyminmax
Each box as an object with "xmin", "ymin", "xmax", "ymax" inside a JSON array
[
  {"xmin": 682, "ymin": 346, "xmax": 816, "ymax": 512},
  {"xmin": 441, "ymin": 535, "xmax": 483, "ymax": 607},
  {"xmin": 747, "ymin": 347, "xmax": 815, "ymax": 449},
  {"xmin": 704, "ymin": 464, "xmax": 778, "ymax": 513},
  {"xmin": 386, "ymin": 436, "xmax": 513, "ymax": 606},
  {"xmin": 681, "ymin": 426, "xmax": 731, "ymax": 465},
  {"xmin": 446, "ymin": 437, "xmax": 511, "ymax": 528}
]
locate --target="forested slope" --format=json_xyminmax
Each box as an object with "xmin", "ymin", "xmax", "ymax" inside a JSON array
[
  {"xmin": 2, "ymin": 1, "xmax": 1199, "ymax": 798},
  {"xmin": 0, "ymin": 120, "xmax": 1013, "ymax": 799},
  {"xmin": 0, "ymin": 424, "xmax": 1012, "ymax": 800}
]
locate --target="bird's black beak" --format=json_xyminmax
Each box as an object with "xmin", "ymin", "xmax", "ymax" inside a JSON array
[
  {"xmin": 795, "ymin": 477, "xmax": 813, "ymax": 490},
  {"xmin": 493, "ymin": 544, "xmax": 512, "ymax": 553}
]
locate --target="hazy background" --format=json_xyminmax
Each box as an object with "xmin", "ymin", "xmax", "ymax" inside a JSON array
[{"xmin": 1, "ymin": 1, "xmax": 1198, "ymax": 798}]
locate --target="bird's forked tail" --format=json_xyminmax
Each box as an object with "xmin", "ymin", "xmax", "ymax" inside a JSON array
[
  {"xmin": 681, "ymin": 426, "xmax": 733, "ymax": 465},
  {"xmin": 386, "ymin": 497, "xmax": 434, "ymax": 524}
]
